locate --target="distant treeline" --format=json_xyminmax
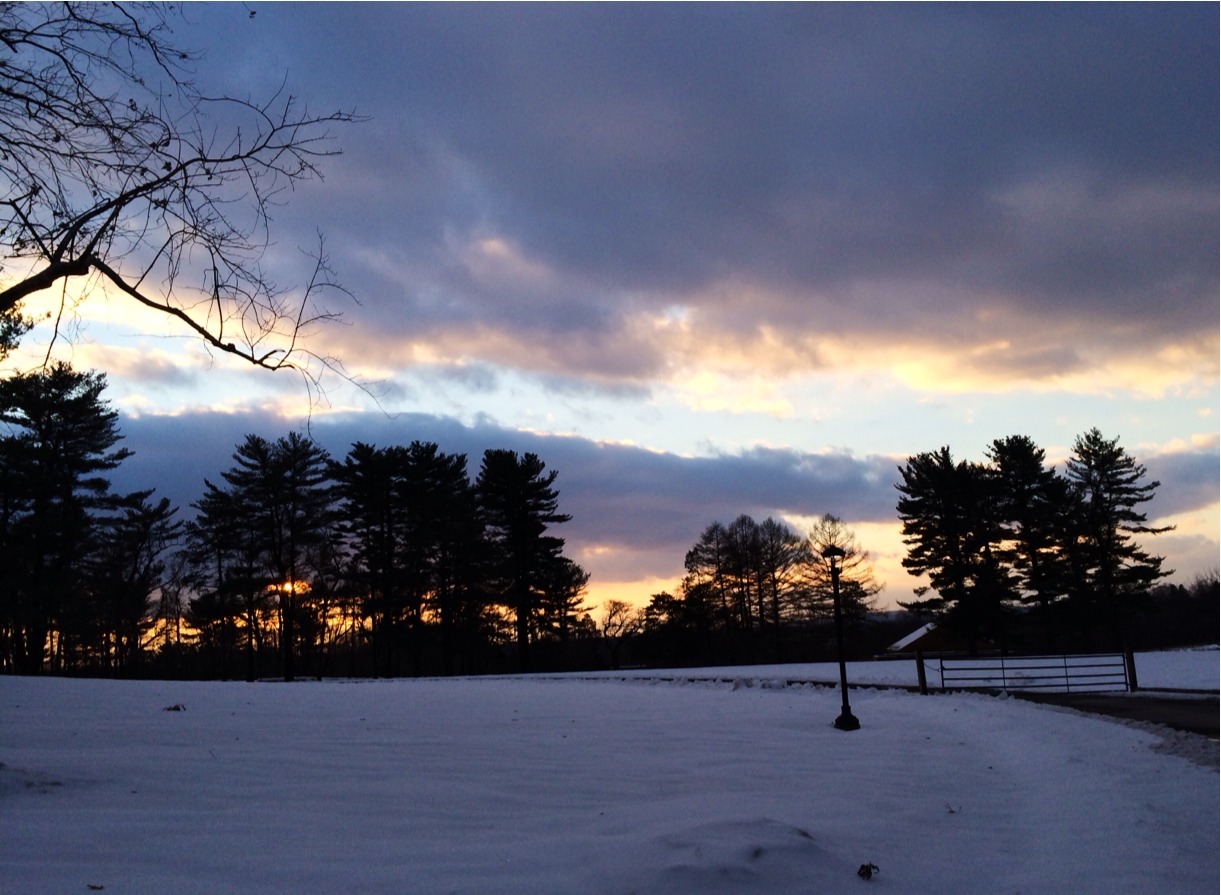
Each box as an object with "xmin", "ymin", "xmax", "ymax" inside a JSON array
[{"xmin": 1, "ymin": 365, "xmax": 1213, "ymax": 680}]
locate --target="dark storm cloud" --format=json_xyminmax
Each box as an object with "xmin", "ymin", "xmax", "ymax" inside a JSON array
[
  {"xmin": 114, "ymin": 408, "xmax": 899, "ymax": 573},
  {"xmin": 113, "ymin": 408, "xmax": 1217, "ymax": 587},
  {"xmin": 313, "ymin": 414, "xmax": 903, "ymax": 552},
  {"xmin": 186, "ymin": 4, "xmax": 1218, "ymax": 366}
]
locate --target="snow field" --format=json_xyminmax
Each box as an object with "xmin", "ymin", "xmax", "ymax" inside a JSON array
[{"xmin": 1, "ymin": 662, "xmax": 1217, "ymax": 894}]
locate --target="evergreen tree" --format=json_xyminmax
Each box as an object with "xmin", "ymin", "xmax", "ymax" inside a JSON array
[
  {"xmin": 639, "ymin": 589, "xmax": 715, "ymax": 667},
  {"xmin": 1063, "ymin": 428, "xmax": 1171, "ymax": 639},
  {"xmin": 421, "ymin": 449, "xmax": 488, "ymax": 675},
  {"xmin": 85, "ymin": 493, "xmax": 180, "ymax": 676},
  {"xmin": 537, "ymin": 556, "xmax": 592, "ymax": 647},
  {"xmin": 0, "ymin": 306, "xmax": 32, "ymax": 361},
  {"xmin": 332, "ymin": 440, "xmax": 487, "ymax": 676},
  {"xmin": 398, "ymin": 441, "xmax": 475, "ymax": 675},
  {"xmin": 184, "ymin": 480, "xmax": 272, "ymax": 681},
  {"xmin": 205, "ymin": 433, "xmax": 335, "ymax": 681},
  {"xmin": 0, "ymin": 363, "xmax": 133, "ymax": 673},
  {"xmin": 896, "ymin": 447, "xmax": 1013, "ymax": 652},
  {"xmin": 331, "ymin": 442, "xmax": 413, "ymax": 675},
  {"xmin": 476, "ymin": 450, "xmax": 571, "ymax": 671},
  {"xmin": 724, "ymin": 514, "xmax": 763, "ymax": 636},
  {"xmin": 986, "ymin": 435, "xmax": 1071, "ymax": 648}
]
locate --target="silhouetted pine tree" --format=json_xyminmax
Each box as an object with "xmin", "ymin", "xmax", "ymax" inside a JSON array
[
  {"xmin": 208, "ymin": 433, "xmax": 334, "ymax": 681},
  {"xmin": 185, "ymin": 481, "xmax": 273, "ymax": 681},
  {"xmin": 1064, "ymin": 428, "xmax": 1171, "ymax": 643},
  {"xmin": 85, "ymin": 493, "xmax": 180, "ymax": 675},
  {"xmin": 896, "ymin": 447, "xmax": 1014, "ymax": 653},
  {"xmin": 476, "ymin": 450, "xmax": 571, "ymax": 671},
  {"xmin": 0, "ymin": 364, "xmax": 134, "ymax": 673},
  {"xmin": 986, "ymin": 435, "xmax": 1071, "ymax": 649},
  {"xmin": 331, "ymin": 442, "xmax": 414, "ymax": 676}
]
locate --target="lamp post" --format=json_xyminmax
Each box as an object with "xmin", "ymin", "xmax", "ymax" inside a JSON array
[{"xmin": 823, "ymin": 545, "xmax": 860, "ymax": 731}]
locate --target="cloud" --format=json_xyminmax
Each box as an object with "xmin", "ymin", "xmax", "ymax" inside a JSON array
[
  {"xmin": 143, "ymin": 4, "xmax": 1220, "ymax": 423},
  {"xmin": 1145, "ymin": 442, "xmax": 1221, "ymax": 519},
  {"xmin": 182, "ymin": 4, "xmax": 1216, "ymax": 395},
  {"xmin": 111, "ymin": 408, "xmax": 900, "ymax": 581}
]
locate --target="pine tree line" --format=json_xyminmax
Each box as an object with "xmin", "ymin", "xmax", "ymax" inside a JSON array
[
  {"xmin": 0, "ymin": 365, "xmax": 179, "ymax": 675},
  {"xmin": 897, "ymin": 433, "xmax": 1175, "ymax": 653},
  {"xmin": 0, "ymin": 365, "xmax": 586, "ymax": 678}
]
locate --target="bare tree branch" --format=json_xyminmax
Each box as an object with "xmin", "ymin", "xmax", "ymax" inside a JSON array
[{"xmin": 0, "ymin": 2, "xmax": 366, "ymax": 395}]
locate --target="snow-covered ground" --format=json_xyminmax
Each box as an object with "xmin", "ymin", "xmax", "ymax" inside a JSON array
[{"xmin": 1, "ymin": 649, "xmax": 1217, "ymax": 895}]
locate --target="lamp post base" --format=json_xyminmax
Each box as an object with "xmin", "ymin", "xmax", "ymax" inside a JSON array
[{"xmin": 834, "ymin": 708, "xmax": 861, "ymax": 731}]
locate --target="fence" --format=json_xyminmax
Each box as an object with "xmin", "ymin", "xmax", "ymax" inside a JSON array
[{"xmin": 917, "ymin": 651, "xmax": 1135, "ymax": 694}]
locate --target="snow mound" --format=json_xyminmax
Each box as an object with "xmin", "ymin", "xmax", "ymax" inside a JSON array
[{"xmin": 650, "ymin": 818, "xmax": 836, "ymax": 893}]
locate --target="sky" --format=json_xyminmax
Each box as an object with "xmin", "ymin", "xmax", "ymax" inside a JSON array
[{"xmin": 7, "ymin": 3, "xmax": 1219, "ymax": 611}]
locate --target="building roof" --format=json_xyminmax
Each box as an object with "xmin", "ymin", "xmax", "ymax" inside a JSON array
[{"xmin": 888, "ymin": 621, "xmax": 937, "ymax": 652}]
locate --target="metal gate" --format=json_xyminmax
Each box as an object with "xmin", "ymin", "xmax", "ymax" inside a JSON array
[{"xmin": 929, "ymin": 652, "xmax": 1133, "ymax": 693}]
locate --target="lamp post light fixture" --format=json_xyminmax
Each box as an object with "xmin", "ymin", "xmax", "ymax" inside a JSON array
[{"xmin": 823, "ymin": 544, "xmax": 860, "ymax": 731}]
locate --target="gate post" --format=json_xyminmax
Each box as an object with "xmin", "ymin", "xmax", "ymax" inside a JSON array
[
  {"xmin": 915, "ymin": 649, "xmax": 928, "ymax": 695},
  {"xmin": 1123, "ymin": 643, "xmax": 1139, "ymax": 692}
]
